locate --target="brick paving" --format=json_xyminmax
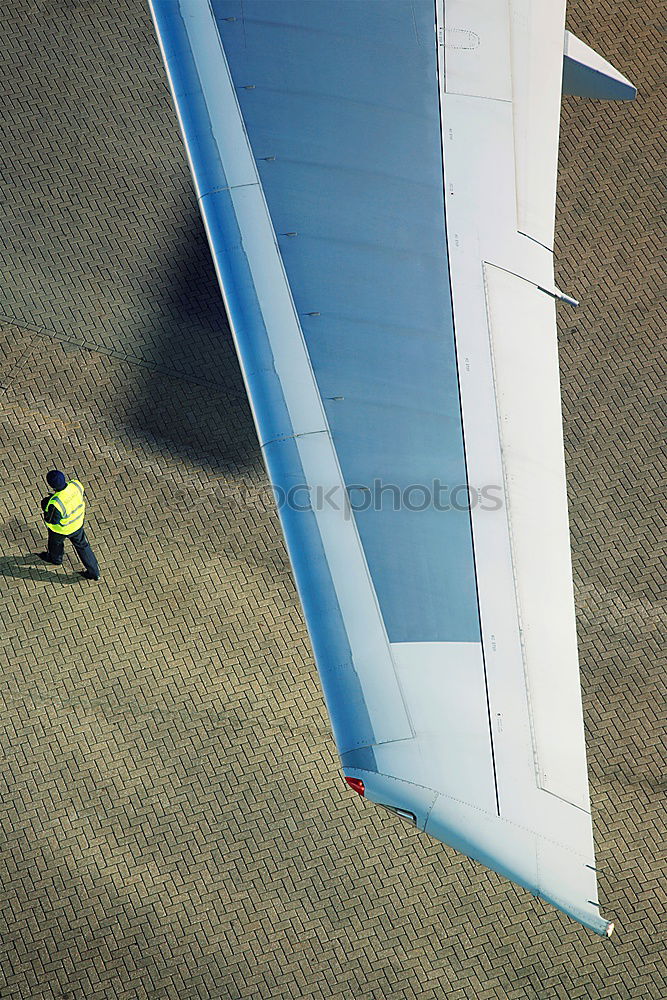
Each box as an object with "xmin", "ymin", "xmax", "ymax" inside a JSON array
[{"xmin": 0, "ymin": 1, "xmax": 664, "ymax": 998}]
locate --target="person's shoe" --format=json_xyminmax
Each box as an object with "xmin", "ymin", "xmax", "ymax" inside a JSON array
[
  {"xmin": 79, "ymin": 570, "xmax": 100, "ymax": 581},
  {"xmin": 38, "ymin": 552, "xmax": 61, "ymax": 565}
]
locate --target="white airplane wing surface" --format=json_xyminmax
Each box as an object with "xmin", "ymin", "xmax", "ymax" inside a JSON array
[{"xmin": 149, "ymin": 0, "xmax": 635, "ymax": 934}]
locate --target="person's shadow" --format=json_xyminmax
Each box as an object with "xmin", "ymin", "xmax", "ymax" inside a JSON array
[{"xmin": 0, "ymin": 554, "xmax": 80, "ymax": 584}]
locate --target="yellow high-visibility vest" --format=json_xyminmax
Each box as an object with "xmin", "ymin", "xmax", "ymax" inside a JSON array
[{"xmin": 46, "ymin": 479, "xmax": 86, "ymax": 535}]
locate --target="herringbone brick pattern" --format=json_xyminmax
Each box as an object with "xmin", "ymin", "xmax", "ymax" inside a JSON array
[{"xmin": 0, "ymin": 1, "xmax": 664, "ymax": 998}]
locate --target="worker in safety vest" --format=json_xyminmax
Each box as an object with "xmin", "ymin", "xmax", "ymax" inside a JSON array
[{"xmin": 38, "ymin": 470, "xmax": 101, "ymax": 580}]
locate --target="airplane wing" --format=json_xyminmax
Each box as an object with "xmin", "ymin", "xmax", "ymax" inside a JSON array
[{"xmin": 149, "ymin": 0, "xmax": 634, "ymax": 934}]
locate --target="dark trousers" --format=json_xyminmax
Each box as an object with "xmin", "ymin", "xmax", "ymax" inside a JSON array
[{"xmin": 48, "ymin": 526, "xmax": 100, "ymax": 578}]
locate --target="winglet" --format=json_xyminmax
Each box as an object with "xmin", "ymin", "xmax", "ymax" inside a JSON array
[{"xmin": 563, "ymin": 30, "xmax": 637, "ymax": 101}]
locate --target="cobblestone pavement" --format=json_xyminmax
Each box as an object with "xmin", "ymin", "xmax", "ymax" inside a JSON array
[{"xmin": 0, "ymin": 1, "xmax": 664, "ymax": 998}]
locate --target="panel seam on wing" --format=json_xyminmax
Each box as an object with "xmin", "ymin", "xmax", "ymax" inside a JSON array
[
  {"xmin": 430, "ymin": 790, "xmax": 594, "ymax": 857},
  {"xmin": 484, "ymin": 259, "xmax": 558, "ymax": 298},
  {"xmin": 197, "ymin": 181, "xmax": 260, "ymax": 199},
  {"xmin": 446, "ymin": 93, "xmax": 511, "ymax": 105},
  {"xmin": 480, "ymin": 263, "xmax": 542, "ymax": 785},
  {"xmin": 260, "ymin": 428, "xmax": 329, "ymax": 448},
  {"xmin": 350, "ymin": 767, "xmax": 438, "ymax": 797}
]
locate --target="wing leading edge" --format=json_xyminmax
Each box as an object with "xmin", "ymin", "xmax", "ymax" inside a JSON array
[{"xmin": 149, "ymin": 0, "xmax": 634, "ymax": 935}]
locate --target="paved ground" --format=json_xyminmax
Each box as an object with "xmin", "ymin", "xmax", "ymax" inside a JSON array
[{"xmin": 0, "ymin": 1, "xmax": 664, "ymax": 998}]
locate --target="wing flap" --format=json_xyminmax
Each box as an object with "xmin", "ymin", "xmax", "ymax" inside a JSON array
[
  {"xmin": 484, "ymin": 263, "xmax": 590, "ymax": 812},
  {"xmin": 509, "ymin": 0, "xmax": 567, "ymax": 249}
]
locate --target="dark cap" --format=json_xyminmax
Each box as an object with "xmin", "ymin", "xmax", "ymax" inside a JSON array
[{"xmin": 46, "ymin": 470, "xmax": 67, "ymax": 491}]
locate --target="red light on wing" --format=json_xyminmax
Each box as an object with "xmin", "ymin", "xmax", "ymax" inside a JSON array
[{"xmin": 344, "ymin": 776, "xmax": 365, "ymax": 796}]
